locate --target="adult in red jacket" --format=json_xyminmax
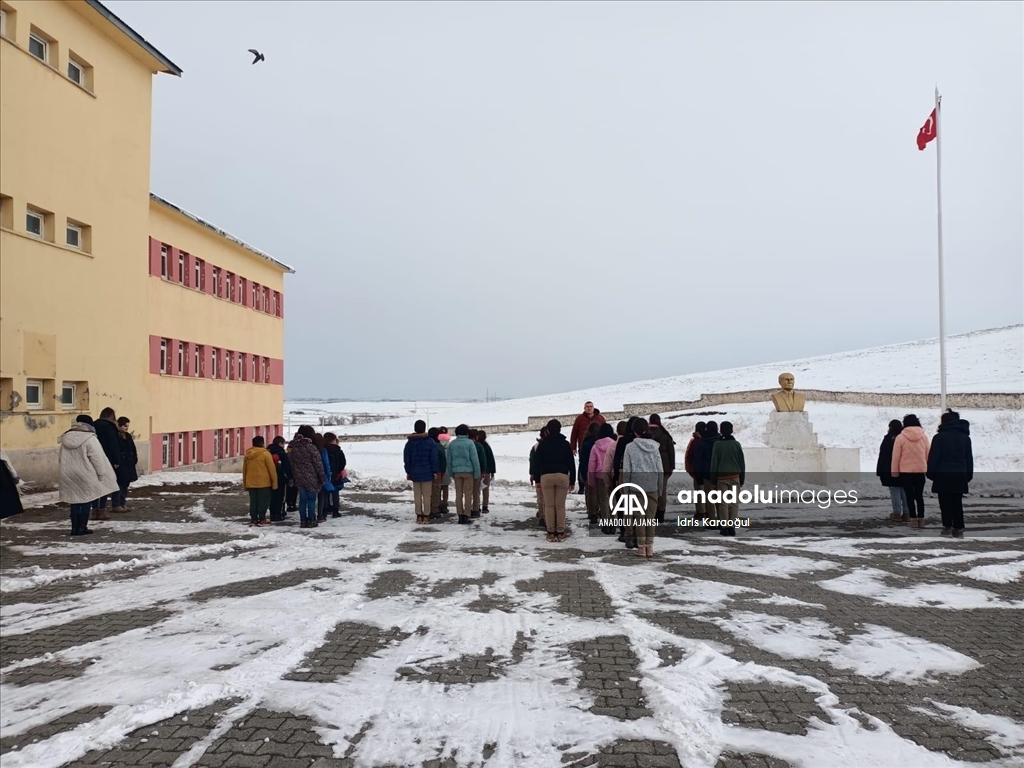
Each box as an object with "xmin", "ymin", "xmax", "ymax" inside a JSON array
[{"xmin": 569, "ymin": 402, "xmax": 606, "ymax": 493}]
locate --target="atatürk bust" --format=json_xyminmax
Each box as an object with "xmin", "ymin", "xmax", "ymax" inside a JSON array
[{"xmin": 771, "ymin": 372, "xmax": 806, "ymax": 412}]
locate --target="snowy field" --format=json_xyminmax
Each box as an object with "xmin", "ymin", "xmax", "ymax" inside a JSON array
[
  {"xmin": 330, "ymin": 326, "xmax": 1023, "ymax": 437},
  {"xmin": 284, "ymin": 401, "xmax": 467, "ymax": 436}
]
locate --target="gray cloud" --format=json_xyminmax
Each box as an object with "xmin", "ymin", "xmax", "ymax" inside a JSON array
[{"xmin": 108, "ymin": 0, "xmax": 1023, "ymax": 399}]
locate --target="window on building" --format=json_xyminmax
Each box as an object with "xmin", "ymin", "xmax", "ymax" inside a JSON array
[
  {"xmin": 0, "ymin": 9, "xmax": 7, "ymax": 40},
  {"xmin": 238, "ymin": 276, "xmax": 244, "ymax": 303},
  {"xmin": 235, "ymin": 428, "xmax": 241, "ymax": 455},
  {"xmin": 67, "ymin": 58, "xmax": 83, "ymax": 84},
  {"xmin": 60, "ymin": 382, "xmax": 76, "ymax": 409},
  {"xmin": 26, "ymin": 208, "xmax": 43, "ymax": 238},
  {"xmin": 161, "ymin": 244, "xmax": 169, "ymax": 278},
  {"xmin": 0, "ymin": 194, "xmax": 12, "ymax": 229},
  {"xmin": 177, "ymin": 433, "xmax": 183, "ymax": 464},
  {"xmin": 212, "ymin": 267, "xmax": 220, "ymax": 296},
  {"xmin": 177, "ymin": 341, "xmax": 184, "ymax": 375},
  {"xmin": 237, "ymin": 353, "xmax": 243, "ymax": 380},
  {"xmin": 263, "ymin": 357, "xmax": 271, "ymax": 383},
  {"xmin": 224, "ymin": 349, "xmax": 230, "ymax": 379},
  {"xmin": 28, "ymin": 33, "xmax": 47, "ymax": 63},
  {"xmin": 66, "ymin": 52, "xmax": 93, "ymax": 90},
  {"xmin": 197, "ymin": 345, "xmax": 205, "ymax": 376},
  {"xmin": 211, "ymin": 347, "xmax": 220, "ymax": 379},
  {"xmin": 195, "ymin": 259, "xmax": 204, "ymax": 290},
  {"xmin": 25, "ymin": 379, "xmax": 43, "ymax": 410},
  {"xmin": 193, "ymin": 345, "xmax": 200, "ymax": 377},
  {"xmin": 159, "ymin": 339, "xmax": 168, "ymax": 374},
  {"xmin": 177, "ymin": 252, "xmax": 185, "ymax": 284},
  {"xmin": 66, "ymin": 222, "xmax": 82, "ymax": 249},
  {"xmin": 162, "ymin": 435, "xmax": 170, "ymax": 467},
  {"xmin": 213, "ymin": 429, "xmax": 221, "ymax": 460},
  {"xmin": 226, "ymin": 272, "xmax": 235, "ymax": 301},
  {"xmin": 252, "ymin": 355, "xmax": 257, "ymax": 382},
  {"xmin": 252, "ymin": 282, "xmax": 258, "ymax": 308},
  {"xmin": 191, "ymin": 432, "xmax": 198, "ymax": 463}
]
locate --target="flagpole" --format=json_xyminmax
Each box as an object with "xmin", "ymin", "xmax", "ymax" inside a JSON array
[{"xmin": 934, "ymin": 86, "xmax": 947, "ymax": 413}]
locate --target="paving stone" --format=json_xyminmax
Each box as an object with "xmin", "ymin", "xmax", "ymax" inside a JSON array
[
  {"xmin": 189, "ymin": 568, "xmax": 338, "ymax": 602},
  {"xmin": 515, "ymin": 569, "xmax": 616, "ymax": 619},
  {"xmin": 284, "ymin": 622, "xmax": 412, "ymax": 682}
]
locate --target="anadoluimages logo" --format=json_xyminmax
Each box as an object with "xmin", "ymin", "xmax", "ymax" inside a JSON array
[{"xmin": 609, "ymin": 483, "xmax": 648, "ymax": 516}]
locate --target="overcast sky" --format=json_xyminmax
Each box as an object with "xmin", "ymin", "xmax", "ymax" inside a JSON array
[{"xmin": 108, "ymin": 1, "xmax": 1023, "ymax": 400}]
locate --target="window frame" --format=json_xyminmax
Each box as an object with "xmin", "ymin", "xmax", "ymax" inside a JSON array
[
  {"xmin": 160, "ymin": 244, "xmax": 169, "ymax": 278},
  {"xmin": 66, "ymin": 222, "xmax": 82, "ymax": 249},
  {"xmin": 0, "ymin": 9, "xmax": 7, "ymax": 40},
  {"xmin": 26, "ymin": 209, "xmax": 44, "ymax": 238},
  {"xmin": 60, "ymin": 382, "xmax": 76, "ymax": 409},
  {"xmin": 212, "ymin": 267, "xmax": 220, "ymax": 296},
  {"xmin": 159, "ymin": 339, "xmax": 168, "ymax": 374},
  {"xmin": 213, "ymin": 429, "xmax": 221, "ymax": 460},
  {"xmin": 25, "ymin": 379, "xmax": 43, "ymax": 410},
  {"xmin": 193, "ymin": 344, "xmax": 200, "ymax": 377},
  {"xmin": 67, "ymin": 58, "xmax": 83, "ymax": 85},
  {"xmin": 177, "ymin": 433, "xmax": 184, "ymax": 464},
  {"xmin": 162, "ymin": 434, "xmax": 170, "ymax": 467},
  {"xmin": 28, "ymin": 33, "xmax": 47, "ymax": 63},
  {"xmin": 211, "ymin": 347, "xmax": 220, "ymax": 379},
  {"xmin": 177, "ymin": 251, "xmax": 185, "ymax": 284},
  {"xmin": 177, "ymin": 341, "xmax": 184, "ymax": 375}
]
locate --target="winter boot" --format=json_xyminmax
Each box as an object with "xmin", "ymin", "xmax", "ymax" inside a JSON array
[
  {"xmin": 952, "ymin": 529, "xmax": 964, "ymax": 539},
  {"xmin": 458, "ymin": 514, "xmax": 471, "ymax": 525},
  {"xmin": 941, "ymin": 527, "xmax": 952, "ymax": 536},
  {"xmin": 470, "ymin": 510, "xmax": 481, "ymax": 519}
]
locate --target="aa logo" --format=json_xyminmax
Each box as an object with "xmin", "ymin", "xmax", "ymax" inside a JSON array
[{"xmin": 609, "ymin": 483, "xmax": 648, "ymax": 516}]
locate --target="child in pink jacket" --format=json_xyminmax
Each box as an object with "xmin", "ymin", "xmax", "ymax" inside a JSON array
[{"xmin": 891, "ymin": 414, "xmax": 930, "ymax": 528}]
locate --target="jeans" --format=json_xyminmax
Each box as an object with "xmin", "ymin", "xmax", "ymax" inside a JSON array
[
  {"xmin": 298, "ymin": 488, "xmax": 318, "ymax": 521},
  {"xmin": 316, "ymin": 489, "xmax": 326, "ymax": 520},
  {"xmin": 902, "ymin": 473, "xmax": 927, "ymax": 518},
  {"xmin": 70, "ymin": 503, "xmax": 91, "ymax": 532},
  {"xmin": 248, "ymin": 487, "xmax": 272, "ymax": 522},
  {"xmin": 938, "ymin": 493, "xmax": 965, "ymax": 530},
  {"xmin": 888, "ymin": 486, "xmax": 909, "ymax": 515},
  {"xmin": 116, "ymin": 481, "xmax": 131, "ymax": 509}
]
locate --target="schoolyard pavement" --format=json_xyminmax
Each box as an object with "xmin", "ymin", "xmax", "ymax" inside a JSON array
[{"xmin": 1, "ymin": 481, "xmax": 1023, "ymax": 768}]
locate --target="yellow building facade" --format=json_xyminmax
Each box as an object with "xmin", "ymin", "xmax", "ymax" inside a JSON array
[{"xmin": 0, "ymin": 0, "xmax": 291, "ymax": 485}]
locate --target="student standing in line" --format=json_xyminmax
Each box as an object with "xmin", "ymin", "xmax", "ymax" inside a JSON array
[
  {"xmin": 290, "ymin": 426, "xmax": 326, "ymax": 528},
  {"xmin": 324, "ymin": 433, "xmax": 346, "ymax": 518},
  {"xmin": 891, "ymin": 414, "xmax": 930, "ymax": 529},
  {"xmin": 622, "ymin": 418, "xmax": 664, "ymax": 557},
  {"xmin": 112, "ymin": 417, "xmax": 138, "ymax": 512},
  {"xmin": 428, "ymin": 427, "xmax": 447, "ymax": 520},
  {"xmin": 447, "ymin": 424, "xmax": 481, "ymax": 525},
  {"xmin": 478, "ymin": 430, "xmax": 497, "ymax": 514},
  {"xmin": 243, "ymin": 435, "xmax": 279, "ymax": 526},
  {"xmin": 268, "ymin": 436, "xmax": 293, "ymax": 522},
  {"xmin": 710, "ymin": 421, "xmax": 745, "ymax": 537},
  {"xmin": 647, "ymin": 414, "xmax": 676, "ymax": 525},
  {"xmin": 534, "ymin": 419, "xmax": 576, "ymax": 543},
  {"xmin": 588, "ymin": 423, "xmax": 617, "ymax": 527},
  {"xmin": 404, "ymin": 420, "xmax": 440, "ymax": 525},
  {"xmin": 683, "ymin": 422, "xmax": 707, "ymax": 519},
  {"xmin": 928, "ymin": 409, "xmax": 973, "ymax": 539},
  {"xmin": 469, "ymin": 429, "xmax": 487, "ymax": 518},
  {"xmin": 529, "ymin": 426, "xmax": 549, "ymax": 527},
  {"xmin": 876, "ymin": 420, "xmax": 909, "ymax": 523},
  {"xmin": 580, "ymin": 423, "xmax": 601, "ymax": 524}
]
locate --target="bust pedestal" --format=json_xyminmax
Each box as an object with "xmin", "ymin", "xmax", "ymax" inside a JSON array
[{"xmin": 745, "ymin": 412, "xmax": 860, "ymax": 483}]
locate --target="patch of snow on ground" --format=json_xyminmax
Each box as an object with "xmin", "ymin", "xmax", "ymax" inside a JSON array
[
  {"xmin": 817, "ymin": 568, "xmax": 1024, "ymax": 609},
  {"xmin": 960, "ymin": 560, "xmax": 1024, "ymax": 584},
  {"xmin": 912, "ymin": 701, "xmax": 1024, "ymax": 756}
]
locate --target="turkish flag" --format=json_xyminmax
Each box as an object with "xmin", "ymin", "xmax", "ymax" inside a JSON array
[{"xmin": 917, "ymin": 109, "xmax": 937, "ymax": 150}]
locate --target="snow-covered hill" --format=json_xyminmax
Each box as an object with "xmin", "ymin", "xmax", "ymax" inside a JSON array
[{"xmin": 334, "ymin": 326, "xmax": 1023, "ymax": 437}]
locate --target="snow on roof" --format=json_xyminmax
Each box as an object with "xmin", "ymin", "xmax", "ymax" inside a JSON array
[
  {"xmin": 150, "ymin": 194, "xmax": 295, "ymax": 274},
  {"xmin": 84, "ymin": 0, "xmax": 183, "ymax": 76}
]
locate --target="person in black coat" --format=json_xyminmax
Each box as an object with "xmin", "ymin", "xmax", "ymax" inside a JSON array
[
  {"xmin": 112, "ymin": 417, "xmax": 139, "ymax": 512},
  {"xmin": 268, "ymin": 436, "xmax": 293, "ymax": 521},
  {"xmin": 324, "ymin": 433, "xmax": 347, "ymax": 518},
  {"xmin": 876, "ymin": 420, "xmax": 909, "ymax": 522},
  {"xmin": 694, "ymin": 421, "xmax": 722, "ymax": 518},
  {"xmin": 927, "ymin": 410, "xmax": 974, "ymax": 538},
  {"xmin": 91, "ymin": 407, "xmax": 121, "ymax": 515},
  {"xmin": 534, "ymin": 419, "xmax": 576, "ymax": 541},
  {"xmin": 0, "ymin": 449, "xmax": 24, "ymax": 519}
]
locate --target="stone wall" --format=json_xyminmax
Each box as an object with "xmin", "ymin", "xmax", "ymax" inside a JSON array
[{"xmin": 336, "ymin": 389, "xmax": 1022, "ymax": 443}]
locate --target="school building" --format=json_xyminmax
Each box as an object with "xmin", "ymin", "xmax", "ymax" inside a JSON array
[{"xmin": 0, "ymin": 0, "xmax": 292, "ymax": 486}]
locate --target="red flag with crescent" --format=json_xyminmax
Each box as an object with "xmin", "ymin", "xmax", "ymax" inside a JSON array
[{"xmin": 917, "ymin": 109, "xmax": 937, "ymax": 151}]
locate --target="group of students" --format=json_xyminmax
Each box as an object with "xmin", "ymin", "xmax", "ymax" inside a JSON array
[
  {"xmin": 876, "ymin": 409, "xmax": 974, "ymax": 536},
  {"xmin": 242, "ymin": 427, "xmax": 349, "ymax": 527},
  {"xmin": 49, "ymin": 408, "xmax": 140, "ymax": 535},
  {"xmin": 402, "ymin": 422, "xmax": 497, "ymax": 525}
]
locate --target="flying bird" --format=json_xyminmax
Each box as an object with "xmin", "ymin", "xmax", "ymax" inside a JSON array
[{"xmin": 248, "ymin": 49, "xmax": 265, "ymax": 65}]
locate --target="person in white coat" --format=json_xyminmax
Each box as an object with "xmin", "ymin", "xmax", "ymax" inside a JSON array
[{"xmin": 59, "ymin": 415, "xmax": 119, "ymax": 536}]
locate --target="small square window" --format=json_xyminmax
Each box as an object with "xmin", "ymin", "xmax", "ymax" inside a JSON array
[
  {"xmin": 67, "ymin": 59, "xmax": 83, "ymax": 84},
  {"xmin": 25, "ymin": 380, "xmax": 43, "ymax": 410},
  {"xmin": 28, "ymin": 34, "xmax": 47, "ymax": 62},
  {"xmin": 66, "ymin": 223, "xmax": 81, "ymax": 249},
  {"xmin": 61, "ymin": 382, "xmax": 76, "ymax": 409},
  {"xmin": 0, "ymin": 9, "xmax": 8, "ymax": 40},
  {"xmin": 26, "ymin": 209, "xmax": 43, "ymax": 238}
]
